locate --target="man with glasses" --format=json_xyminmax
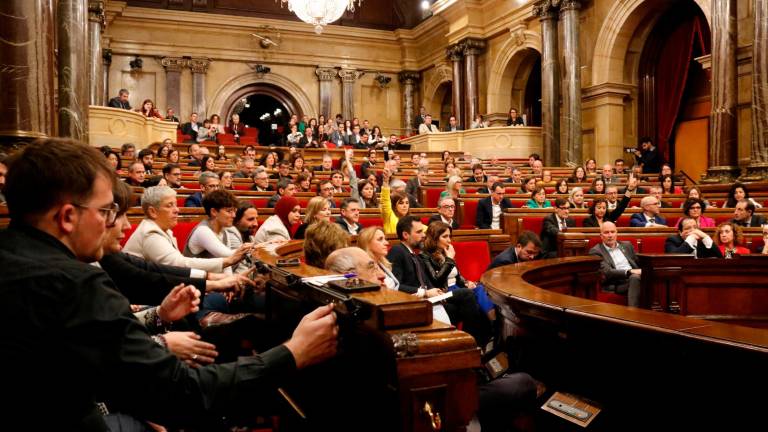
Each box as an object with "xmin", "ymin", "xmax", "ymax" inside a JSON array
[
  {"xmin": 161, "ymin": 163, "xmax": 182, "ymax": 189},
  {"xmin": 605, "ymin": 185, "xmax": 620, "ymax": 210},
  {"xmin": 477, "ymin": 182, "xmax": 513, "ymax": 229},
  {"xmin": 233, "ymin": 157, "xmax": 256, "ymax": 179},
  {"xmin": 251, "ymin": 167, "xmax": 274, "ymax": 192},
  {"xmin": 125, "ymin": 160, "xmax": 159, "ymax": 188},
  {"xmin": 185, "ymin": 171, "xmax": 220, "ymax": 207},
  {"xmin": 630, "ymin": 196, "xmax": 668, "ymax": 227},
  {"xmin": 318, "ymin": 179, "xmax": 337, "ymax": 208},
  {"xmin": 429, "ymin": 196, "xmax": 460, "ymax": 229},
  {"xmin": 541, "ymin": 198, "xmax": 575, "ymax": 258},
  {"xmin": 589, "ymin": 221, "xmax": 643, "ymax": 306}
]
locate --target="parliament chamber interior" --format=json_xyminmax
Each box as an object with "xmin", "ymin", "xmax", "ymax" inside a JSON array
[{"xmin": 1, "ymin": 0, "xmax": 767, "ymax": 431}]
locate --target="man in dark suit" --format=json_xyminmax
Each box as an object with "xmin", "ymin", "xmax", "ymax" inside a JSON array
[
  {"xmin": 633, "ymin": 137, "xmax": 662, "ymax": 173},
  {"xmin": 107, "ymin": 88, "xmax": 131, "ymax": 110},
  {"xmin": 164, "ymin": 108, "xmax": 180, "ymax": 123},
  {"xmin": 588, "ymin": 221, "xmax": 642, "ymax": 307},
  {"xmin": 181, "ymin": 113, "xmax": 202, "ymax": 142},
  {"xmin": 466, "ymin": 164, "xmax": 488, "ymax": 184},
  {"xmin": 629, "ymin": 196, "xmax": 668, "ymax": 227},
  {"xmin": 540, "ymin": 198, "xmax": 576, "ymax": 258},
  {"xmin": 443, "ymin": 115, "xmax": 462, "ymax": 132},
  {"xmin": 476, "ymin": 175, "xmax": 499, "ymax": 194},
  {"xmin": 476, "ymin": 182, "xmax": 513, "ymax": 229},
  {"xmin": 336, "ymin": 198, "xmax": 362, "ymax": 235},
  {"xmin": 665, "ymin": 218, "xmax": 723, "ymax": 258},
  {"xmin": 429, "ymin": 197, "xmax": 460, "ymax": 229},
  {"xmin": 731, "ymin": 200, "xmax": 767, "ymax": 227},
  {"xmin": 405, "ymin": 167, "xmax": 428, "ymax": 207},
  {"xmin": 487, "ymin": 231, "xmax": 542, "ymax": 270}
]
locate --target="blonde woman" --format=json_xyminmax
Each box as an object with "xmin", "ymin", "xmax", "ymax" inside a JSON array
[
  {"xmin": 357, "ymin": 226, "xmax": 451, "ymax": 324},
  {"xmin": 294, "ymin": 196, "xmax": 331, "ymax": 239}
]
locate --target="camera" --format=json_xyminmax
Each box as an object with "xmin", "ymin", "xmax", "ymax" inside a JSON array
[{"xmin": 624, "ymin": 147, "xmax": 637, "ymax": 154}]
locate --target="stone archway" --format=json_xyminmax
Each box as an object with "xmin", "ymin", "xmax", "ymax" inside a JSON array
[
  {"xmin": 486, "ymin": 29, "xmax": 542, "ymax": 115},
  {"xmin": 207, "ymin": 72, "xmax": 314, "ymax": 121},
  {"xmin": 421, "ymin": 63, "xmax": 453, "ymax": 120}
]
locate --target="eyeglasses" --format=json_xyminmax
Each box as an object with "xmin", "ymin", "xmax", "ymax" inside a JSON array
[
  {"xmin": 203, "ymin": 183, "xmax": 221, "ymax": 190},
  {"xmin": 73, "ymin": 202, "xmax": 119, "ymax": 227},
  {"xmin": 441, "ymin": 205, "xmax": 456, "ymax": 209}
]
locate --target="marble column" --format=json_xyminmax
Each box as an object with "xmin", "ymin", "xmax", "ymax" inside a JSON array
[
  {"xmin": 88, "ymin": 1, "xmax": 105, "ymax": 106},
  {"xmin": 338, "ymin": 68, "xmax": 363, "ymax": 121},
  {"xmin": 462, "ymin": 38, "xmax": 486, "ymax": 129},
  {"xmin": 706, "ymin": 0, "xmax": 740, "ymax": 182},
  {"xmin": 0, "ymin": 0, "xmax": 55, "ymax": 147},
  {"xmin": 316, "ymin": 67, "xmax": 336, "ymax": 120},
  {"xmin": 747, "ymin": 0, "xmax": 768, "ymax": 179},
  {"xmin": 447, "ymin": 45, "xmax": 464, "ymax": 128},
  {"xmin": 188, "ymin": 58, "xmax": 211, "ymax": 120},
  {"xmin": 560, "ymin": 0, "xmax": 582, "ymax": 165},
  {"xmin": 102, "ymin": 48, "xmax": 112, "ymax": 104},
  {"xmin": 57, "ymin": 0, "xmax": 89, "ymax": 141},
  {"xmin": 399, "ymin": 71, "xmax": 420, "ymax": 135},
  {"xmin": 162, "ymin": 57, "xmax": 185, "ymax": 115},
  {"xmin": 533, "ymin": 0, "xmax": 560, "ymax": 166}
]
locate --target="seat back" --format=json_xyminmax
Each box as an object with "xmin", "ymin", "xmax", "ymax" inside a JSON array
[
  {"xmin": 453, "ymin": 241, "xmax": 491, "ymax": 282},
  {"xmin": 521, "ymin": 216, "xmax": 545, "ymax": 235},
  {"xmin": 639, "ymin": 237, "xmax": 666, "ymax": 253},
  {"xmin": 172, "ymin": 221, "xmax": 197, "ymax": 253},
  {"xmin": 461, "ymin": 200, "xmax": 479, "ymax": 229},
  {"xmin": 120, "ymin": 223, "xmax": 139, "ymax": 247}
]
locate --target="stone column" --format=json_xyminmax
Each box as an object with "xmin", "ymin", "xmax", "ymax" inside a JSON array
[
  {"xmin": 188, "ymin": 58, "xmax": 211, "ymax": 120},
  {"xmin": 560, "ymin": 0, "xmax": 582, "ymax": 165},
  {"xmin": 338, "ymin": 68, "xmax": 363, "ymax": 121},
  {"xmin": 462, "ymin": 38, "xmax": 486, "ymax": 129},
  {"xmin": 316, "ymin": 67, "xmax": 336, "ymax": 120},
  {"xmin": 533, "ymin": 0, "xmax": 560, "ymax": 165},
  {"xmin": 0, "ymin": 0, "xmax": 55, "ymax": 147},
  {"xmin": 87, "ymin": 1, "xmax": 105, "ymax": 106},
  {"xmin": 746, "ymin": 0, "xmax": 768, "ymax": 179},
  {"xmin": 162, "ymin": 57, "xmax": 186, "ymax": 115},
  {"xmin": 706, "ymin": 0, "xmax": 740, "ymax": 182},
  {"xmin": 447, "ymin": 45, "xmax": 464, "ymax": 128},
  {"xmin": 102, "ymin": 48, "xmax": 112, "ymax": 104},
  {"xmin": 399, "ymin": 71, "xmax": 420, "ymax": 135},
  {"xmin": 57, "ymin": 0, "xmax": 89, "ymax": 141}
]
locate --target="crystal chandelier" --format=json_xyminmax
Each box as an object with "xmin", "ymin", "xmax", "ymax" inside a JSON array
[{"xmin": 279, "ymin": 0, "xmax": 361, "ymax": 34}]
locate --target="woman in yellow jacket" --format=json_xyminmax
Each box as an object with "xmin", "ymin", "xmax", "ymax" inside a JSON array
[{"xmin": 380, "ymin": 168, "xmax": 412, "ymax": 234}]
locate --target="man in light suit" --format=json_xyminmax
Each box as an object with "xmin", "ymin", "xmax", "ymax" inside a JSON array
[
  {"xmin": 629, "ymin": 196, "xmax": 668, "ymax": 227},
  {"xmin": 418, "ymin": 114, "xmax": 439, "ymax": 134},
  {"xmin": 589, "ymin": 221, "xmax": 642, "ymax": 307}
]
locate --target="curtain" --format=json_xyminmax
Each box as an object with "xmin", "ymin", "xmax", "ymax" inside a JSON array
[{"xmin": 655, "ymin": 15, "xmax": 709, "ymax": 163}]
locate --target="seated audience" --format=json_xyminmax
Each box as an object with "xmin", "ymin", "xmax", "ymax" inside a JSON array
[
  {"xmin": 251, "ymin": 167, "xmax": 274, "ymax": 192},
  {"xmin": 649, "ymin": 186, "xmax": 672, "ymax": 208},
  {"xmin": 471, "ymin": 114, "xmax": 488, "ymax": 129},
  {"xmin": 477, "ymin": 182, "xmax": 513, "ymax": 229},
  {"xmin": 233, "ymin": 157, "xmax": 257, "ymax": 178},
  {"xmin": 568, "ymin": 187, "xmax": 587, "ymax": 209},
  {"xmin": 108, "ymin": 88, "xmax": 131, "ymax": 109},
  {"xmin": 467, "ymin": 164, "xmax": 488, "ymax": 183},
  {"xmin": 540, "ymin": 198, "xmax": 575, "ymax": 258},
  {"xmin": 714, "ymin": 221, "xmax": 750, "ymax": 258},
  {"xmin": 267, "ymin": 178, "xmax": 297, "ymax": 209},
  {"xmin": 614, "ymin": 158, "xmax": 626, "ymax": 174},
  {"xmin": 601, "ymin": 164, "xmax": 617, "ymax": 185},
  {"xmin": 723, "ymin": 182, "xmax": 763, "ymax": 209},
  {"xmin": 684, "ymin": 185, "xmax": 714, "ymax": 209},
  {"xmin": 675, "ymin": 198, "xmax": 715, "ymax": 229},
  {"xmin": 589, "ymin": 222, "xmax": 642, "ymax": 307},
  {"xmin": 196, "ymin": 119, "xmax": 218, "ymax": 143},
  {"xmin": 181, "ymin": 113, "xmax": 202, "ymax": 142},
  {"xmin": 303, "ymin": 221, "xmax": 349, "ymax": 268},
  {"xmin": 569, "ymin": 166, "xmax": 587, "ymax": 183},
  {"xmin": 121, "ymin": 142, "xmax": 136, "ymax": 160},
  {"xmin": 125, "ymin": 161, "xmax": 159, "ymax": 188},
  {"xmin": 505, "ymin": 166, "xmax": 523, "ymax": 184},
  {"xmin": 185, "ymin": 171, "xmax": 220, "ymax": 207},
  {"xmin": 477, "ymin": 175, "xmax": 500, "ymax": 194},
  {"xmin": 518, "ymin": 176, "xmax": 537, "ymax": 195},
  {"xmin": 556, "ymin": 179, "xmax": 569, "ymax": 195},
  {"xmin": 506, "ymin": 108, "xmax": 524, "ymax": 126},
  {"xmin": 588, "ymin": 177, "xmax": 606, "ymax": 194},
  {"xmin": 336, "ymin": 198, "xmax": 362, "ymax": 235},
  {"xmin": 584, "ymin": 158, "xmax": 597, "ymax": 175},
  {"xmin": 762, "ymin": 225, "xmax": 768, "ymax": 255},
  {"xmin": 317, "ymin": 179, "xmax": 337, "ymax": 209},
  {"xmin": 234, "ymin": 202, "xmax": 259, "ymax": 244},
  {"xmin": 161, "ymin": 163, "xmax": 182, "ymax": 189},
  {"xmin": 187, "ymin": 143, "xmax": 203, "ymax": 166},
  {"xmin": 664, "ymin": 217, "xmax": 723, "ymax": 258},
  {"xmin": 731, "ymin": 199, "xmax": 766, "ymax": 227},
  {"xmin": 443, "ymin": 115, "xmax": 461, "ymax": 132},
  {"xmin": 219, "ymin": 171, "xmax": 234, "ymax": 190},
  {"xmin": 660, "ymin": 174, "xmax": 681, "ymax": 195},
  {"xmin": 629, "ymin": 196, "xmax": 668, "ymax": 227},
  {"xmin": 136, "ymin": 99, "xmax": 163, "ymax": 119},
  {"xmin": 295, "ymin": 196, "xmax": 331, "ymax": 239},
  {"xmin": 429, "ymin": 196, "xmax": 460, "ymax": 229},
  {"xmin": 380, "ymin": 168, "xmax": 411, "ymax": 234},
  {"xmin": 488, "ymin": 230, "xmax": 543, "ymax": 270},
  {"xmin": 418, "ymin": 114, "xmax": 439, "ymax": 134},
  {"xmin": 253, "ymin": 195, "xmax": 301, "ymax": 247},
  {"xmin": 525, "ymin": 185, "xmax": 551, "ymax": 208},
  {"xmin": 406, "ymin": 166, "xmax": 428, "ymax": 207},
  {"xmin": 138, "ymin": 148, "xmax": 155, "ymax": 174},
  {"xmin": 583, "ymin": 176, "xmax": 636, "ymax": 227}
]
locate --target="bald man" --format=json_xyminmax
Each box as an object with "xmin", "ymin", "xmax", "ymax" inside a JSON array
[{"xmin": 588, "ymin": 222, "xmax": 642, "ymax": 307}]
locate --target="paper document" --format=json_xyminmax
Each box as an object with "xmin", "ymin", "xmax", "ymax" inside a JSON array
[
  {"xmin": 301, "ymin": 274, "xmax": 348, "ymax": 287},
  {"xmin": 427, "ymin": 290, "xmax": 453, "ymax": 304}
]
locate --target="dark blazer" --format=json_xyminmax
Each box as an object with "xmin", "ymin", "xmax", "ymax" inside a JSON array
[
  {"xmin": 487, "ymin": 247, "xmax": 524, "ymax": 270},
  {"xmin": 181, "ymin": 122, "xmax": 201, "ymax": 141},
  {"xmin": 664, "ymin": 235, "xmax": 723, "ymax": 258},
  {"xmin": 583, "ymin": 195, "xmax": 631, "ymax": 227},
  {"xmin": 541, "ymin": 213, "xmax": 576, "ymax": 256},
  {"xmin": 405, "ymin": 177, "xmax": 423, "ymax": 206},
  {"xmin": 507, "ymin": 117, "xmax": 525, "ymax": 126},
  {"xmin": 335, "ymin": 216, "xmax": 361, "ymax": 235},
  {"xmin": 108, "ymin": 97, "xmax": 131, "ymax": 110},
  {"xmin": 99, "ymin": 252, "xmax": 206, "ymax": 306},
  {"xmin": 428, "ymin": 214, "xmax": 460, "ymax": 230},
  {"xmin": 629, "ymin": 213, "xmax": 667, "ymax": 227},
  {"xmin": 588, "ymin": 242, "xmax": 639, "ymax": 290},
  {"xmin": 419, "ymin": 253, "xmax": 466, "ymax": 290},
  {"xmin": 636, "ymin": 148, "xmax": 662, "ymax": 173},
  {"xmin": 732, "ymin": 214, "xmax": 767, "ymax": 228},
  {"xmin": 443, "ymin": 126, "xmax": 463, "ymax": 132},
  {"xmin": 184, "ymin": 191, "xmax": 203, "ymax": 208},
  {"xmin": 476, "ymin": 196, "xmax": 513, "ymax": 229},
  {"xmin": 386, "ymin": 243, "xmax": 430, "ymax": 294},
  {"xmin": 165, "ymin": 115, "xmax": 180, "ymax": 123}
]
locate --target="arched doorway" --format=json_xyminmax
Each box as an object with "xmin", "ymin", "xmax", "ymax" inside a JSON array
[
  {"xmin": 434, "ymin": 82, "xmax": 452, "ymax": 129},
  {"xmin": 220, "ymin": 83, "xmax": 303, "ymax": 146},
  {"xmin": 521, "ymin": 55, "xmax": 542, "ymax": 127},
  {"xmin": 638, "ymin": 0, "xmax": 710, "ymax": 174}
]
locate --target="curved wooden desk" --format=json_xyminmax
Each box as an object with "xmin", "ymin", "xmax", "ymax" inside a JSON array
[{"xmin": 481, "ymin": 257, "xmax": 768, "ymax": 428}]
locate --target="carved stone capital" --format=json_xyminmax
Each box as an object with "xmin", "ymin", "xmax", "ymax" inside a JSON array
[
  {"xmin": 461, "ymin": 38, "xmax": 486, "ymax": 57},
  {"xmin": 315, "ymin": 67, "xmax": 337, "ymax": 81},
  {"xmin": 398, "ymin": 70, "xmax": 420, "ymax": 84},
  {"xmin": 88, "ymin": 1, "xmax": 106, "ymax": 26},
  {"xmin": 338, "ymin": 68, "xmax": 364, "ymax": 83},
  {"xmin": 161, "ymin": 57, "xmax": 186, "ymax": 72},
  {"xmin": 532, "ymin": 0, "xmax": 559, "ymax": 19},
  {"xmin": 102, "ymin": 48, "xmax": 112, "ymax": 65},
  {"xmin": 559, "ymin": 0, "xmax": 582, "ymax": 13},
  {"xmin": 446, "ymin": 44, "xmax": 464, "ymax": 62},
  {"xmin": 188, "ymin": 58, "xmax": 211, "ymax": 74}
]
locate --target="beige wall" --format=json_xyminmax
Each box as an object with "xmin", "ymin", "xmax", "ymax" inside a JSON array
[{"xmin": 103, "ymin": 0, "xmax": 756, "ymax": 166}]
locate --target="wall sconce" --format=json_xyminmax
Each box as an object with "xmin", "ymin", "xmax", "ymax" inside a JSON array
[
  {"xmin": 129, "ymin": 56, "xmax": 143, "ymax": 70},
  {"xmin": 250, "ymin": 64, "xmax": 271, "ymax": 78},
  {"xmin": 375, "ymin": 73, "xmax": 391, "ymax": 89}
]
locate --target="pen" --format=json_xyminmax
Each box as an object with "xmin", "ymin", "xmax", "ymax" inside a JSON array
[{"xmin": 343, "ymin": 273, "xmax": 357, "ymax": 278}]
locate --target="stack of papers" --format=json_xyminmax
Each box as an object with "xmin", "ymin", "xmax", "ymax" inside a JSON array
[{"xmin": 301, "ymin": 274, "xmax": 348, "ymax": 287}]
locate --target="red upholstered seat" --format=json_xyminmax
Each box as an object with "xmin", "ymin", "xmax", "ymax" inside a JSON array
[
  {"xmin": 425, "ymin": 188, "xmax": 443, "ymax": 208},
  {"xmin": 243, "ymin": 127, "xmax": 258, "ymax": 137},
  {"xmin": 240, "ymin": 136, "xmax": 257, "ymax": 145},
  {"xmin": 176, "ymin": 197, "xmax": 186, "ymax": 207},
  {"xmin": 232, "ymin": 184, "xmax": 251, "ymax": 191},
  {"xmin": 172, "ymin": 221, "xmax": 197, "ymax": 253},
  {"xmin": 461, "ymin": 200, "xmax": 479, "ymax": 229},
  {"xmin": 571, "ymin": 215, "xmax": 588, "ymax": 226},
  {"xmin": 544, "ymin": 187, "xmax": 555, "ymax": 194},
  {"xmin": 713, "ymin": 216, "xmax": 731, "ymax": 226},
  {"xmin": 421, "ymin": 217, "xmax": 431, "ymax": 226},
  {"xmin": 120, "ymin": 223, "xmax": 139, "ymax": 247},
  {"xmin": 750, "ymin": 237, "xmax": 765, "ymax": 253},
  {"xmin": 296, "ymin": 197, "xmax": 312, "ymax": 208},
  {"xmin": 639, "ymin": 237, "xmax": 666, "ymax": 253},
  {"xmin": 182, "ymin": 182, "xmax": 200, "ymax": 190},
  {"xmin": 359, "ymin": 216, "xmax": 384, "ymax": 228},
  {"xmin": 464, "ymin": 187, "xmax": 478, "ymax": 193},
  {"xmin": 596, "ymin": 285, "xmax": 628, "ymax": 305},
  {"xmin": 615, "ymin": 215, "xmax": 632, "ymax": 227},
  {"xmin": 218, "ymin": 134, "xmax": 236, "ymax": 145},
  {"xmin": 249, "ymin": 198, "xmax": 269, "ymax": 208},
  {"xmin": 521, "ymin": 217, "xmax": 545, "ymax": 235},
  {"xmin": 453, "ymin": 241, "xmax": 491, "ymax": 282}
]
